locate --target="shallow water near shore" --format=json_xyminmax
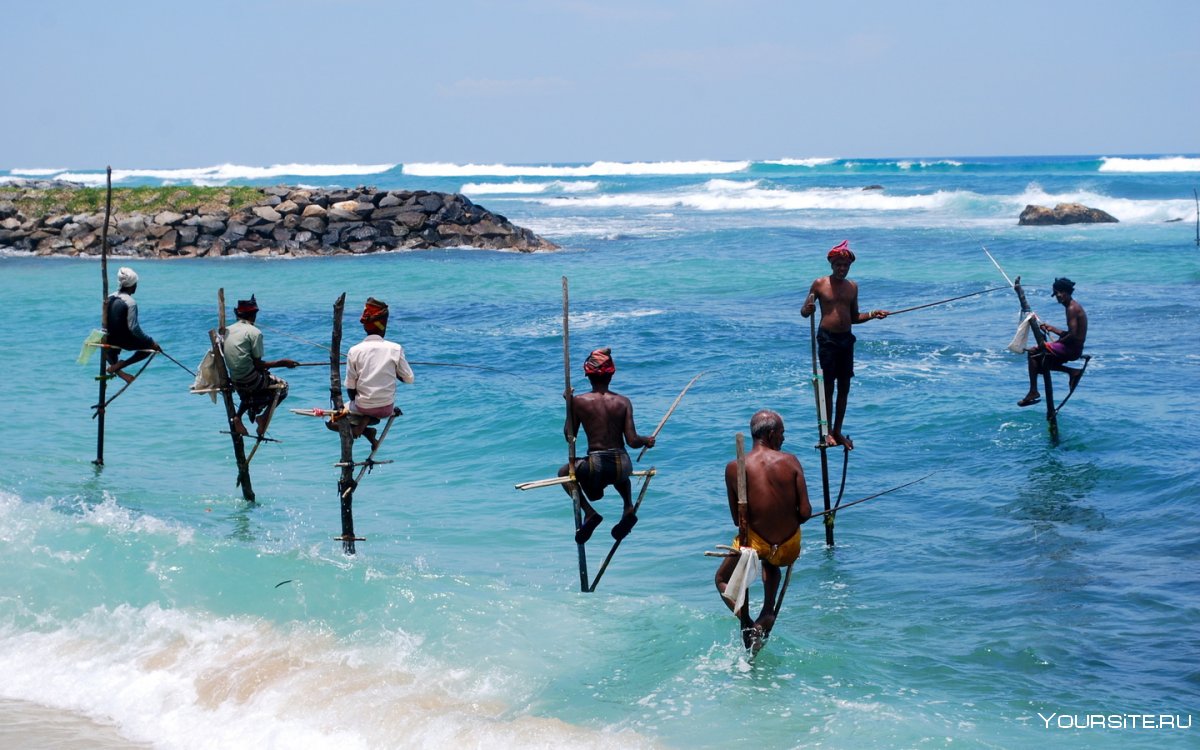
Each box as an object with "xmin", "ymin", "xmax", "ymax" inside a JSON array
[{"xmin": 1, "ymin": 155, "xmax": 1197, "ymax": 748}]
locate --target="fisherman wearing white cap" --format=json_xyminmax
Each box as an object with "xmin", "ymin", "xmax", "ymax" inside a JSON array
[{"xmin": 104, "ymin": 267, "xmax": 160, "ymax": 384}]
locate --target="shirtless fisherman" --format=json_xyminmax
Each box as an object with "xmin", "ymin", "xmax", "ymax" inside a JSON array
[
  {"xmin": 104, "ymin": 267, "xmax": 160, "ymax": 384},
  {"xmin": 222, "ymin": 295, "xmax": 298, "ymax": 436},
  {"xmin": 800, "ymin": 241, "xmax": 889, "ymax": 449},
  {"xmin": 1018, "ymin": 277, "xmax": 1088, "ymax": 407},
  {"xmin": 558, "ymin": 347, "xmax": 655, "ymax": 543},
  {"xmin": 715, "ymin": 410, "xmax": 812, "ymax": 646}
]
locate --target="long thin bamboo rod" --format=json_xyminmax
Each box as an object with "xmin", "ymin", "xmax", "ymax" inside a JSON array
[
  {"xmin": 94, "ymin": 166, "xmax": 112, "ymax": 466},
  {"xmin": 563, "ymin": 276, "xmax": 589, "ymax": 592}
]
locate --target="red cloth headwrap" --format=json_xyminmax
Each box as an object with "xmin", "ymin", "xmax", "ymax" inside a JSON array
[
  {"xmin": 827, "ymin": 240, "xmax": 855, "ymax": 263},
  {"xmin": 360, "ymin": 297, "xmax": 389, "ymax": 333},
  {"xmin": 583, "ymin": 347, "xmax": 615, "ymax": 375}
]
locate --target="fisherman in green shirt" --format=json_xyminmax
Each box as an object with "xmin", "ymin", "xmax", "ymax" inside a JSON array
[{"xmin": 222, "ymin": 295, "xmax": 297, "ymax": 436}]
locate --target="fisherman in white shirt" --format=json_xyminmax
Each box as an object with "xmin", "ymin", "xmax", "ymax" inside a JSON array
[{"xmin": 336, "ymin": 297, "xmax": 414, "ymax": 448}]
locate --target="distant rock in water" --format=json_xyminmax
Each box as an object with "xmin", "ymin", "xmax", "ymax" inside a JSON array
[
  {"xmin": 862, "ymin": 185, "xmax": 884, "ymax": 191},
  {"xmin": 0, "ymin": 184, "xmax": 558, "ymax": 257},
  {"xmin": 1018, "ymin": 202, "xmax": 1118, "ymax": 226}
]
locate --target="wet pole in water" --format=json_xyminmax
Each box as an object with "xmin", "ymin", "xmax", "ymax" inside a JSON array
[
  {"xmin": 209, "ymin": 288, "xmax": 255, "ymax": 501},
  {"xmin": 806, "ymin": 294, "xmax": 835, "ymax": 546},
  {"xmin": 1013, "ymin": 276, "xmax": 1058, "ymax": 442},
  {"xmin": 329, "ymin": 294, "xmax": 363, "ymax": 554},
  {"xmin": 94, "ymin": 167, "xmax": 113, "ymax": 466},
  {"xmin": 562, "ymin": 277, "xmax": 590, "ymax": 592}
]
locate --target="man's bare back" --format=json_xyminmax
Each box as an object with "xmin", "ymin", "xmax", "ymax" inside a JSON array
[
  {"xmin": 572, "ymin": 390, "xmax": 638, "ymax": 451},
  {"xmin": 714, "ymin": 410, "xmax": 813, "ymax": 647},
  {"xmin": 724, "ymin": 437, "xmax": 811, "ymax": 545}
]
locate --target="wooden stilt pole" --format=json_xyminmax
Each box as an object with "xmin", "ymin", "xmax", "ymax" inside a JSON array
[
  {"xmin": 329, "ymin": 294, "xmax": 360, "ymax": 554},
  {"xmin": 563, "ymin": 277, "xmax": 589, "ymax": 592},
  {"xmin": 1014, "ymin": 277, "xmax": 1058, "ymax": 442},
  {"xmin": 588, "ymin": 469, "xmax": 655, "ymax": 592},
  {"xmin": 807, "ymin": 296, "xmax": 835, "ymax": 545},
  {"xmin": 94, "ymin": 166, "xmax": 112, "ymax": 467},
  {"xmin": 773, "ymin": 564, "xmax": 793, "ymax": 618},
  {"xmin": 735, "ymin": 433, "xmax": 749, "ymax": 548},
  {"xmin": 341, "ymin": 408, "xmax": 401, "ymax": 499},
  {"xmin": 210, "ymin": 289, "xmax": 255, "ymax": 502}
]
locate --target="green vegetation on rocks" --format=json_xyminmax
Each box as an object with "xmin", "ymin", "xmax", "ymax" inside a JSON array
[{"xmin": 7, "ymin": 186, "xmax": 263, "ymax": 218}]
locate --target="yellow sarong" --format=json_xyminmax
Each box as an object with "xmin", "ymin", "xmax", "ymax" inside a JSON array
[{"xmin": 732, "ymin": 527, "xmax": 801, "ymax": 567}]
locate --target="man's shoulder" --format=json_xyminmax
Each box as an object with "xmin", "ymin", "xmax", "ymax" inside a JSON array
[{"xmin": 764, "ymin": 448, "xmax": 802, "ymax": 469}]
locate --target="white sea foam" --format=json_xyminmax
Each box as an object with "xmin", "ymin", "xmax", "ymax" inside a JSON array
[
  {"xmin": 76, "ymin": 494, "xmax": 196, "ymax": 546},
  {"xmin": 21, "ymin": 163, "xmax": 396, "ymax": 187},
  {"xmin": 8, "ymin": 167, "xmax": 71, "ymax": 176},
  {"xmin": 762, "ymin": 157, "xmax": 839, "ymax": 167},
  {"xmin": 403, "ymin": 159, "xmax": 750, "ymax": 177},
  {"xmin": 896, "ymin": 159, "xmax": 964, "ymax": 169},
  {"xmin": 0, "ymin": 605, "xmax": 647, "ymax": 750},
  {"xmin": 461, "ymin": 180, "xmax": 599, "ymax": 195},
  {"xmin": 1098, "ymin": 156, "xmax": 1200, "ymax": 173},
  {"xmin": 537, "ymin": 181, "xmax": 961, "ymax": 212}
]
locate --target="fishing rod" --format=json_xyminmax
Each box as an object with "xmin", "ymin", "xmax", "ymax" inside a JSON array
[
  {"xmin": 636, "ymin": 371, "xmax": 705, "ymax": 461},
  {"xmin": 258, "ymin": 325, "xmax": 516, "ymax": 374},
  {"xmin": 887, "ymin": 286, "xmax": 1009, "ymax": 316},
  {"xmin": 982, "ymin": 246, "xmax": 1015, "ymax": 288},
  {"xmin": 812, "ymin": 471, "xmax": 935, "ymax": 519},
  {"xmin": 286, "ymin": 359, "xmax": 513, "ymax": 374},
  {"xmin": 157, "ymin": 349, "xmax": 196, "ymax": 377},
  {"xmin": 704, "ymin": 471, "xmax": 936, "ymax": 559},
  {"xmin": 89, "ymin": 342, "xmax": 196, "ymax": 377}
]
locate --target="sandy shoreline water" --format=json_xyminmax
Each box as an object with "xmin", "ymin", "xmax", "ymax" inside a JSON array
[{"xmin": 0, "ymin": 698, "xmax": 149, "ymax": 749}]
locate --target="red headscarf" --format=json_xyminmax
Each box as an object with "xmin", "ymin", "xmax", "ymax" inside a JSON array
[
  {"xmin": 235, "ymin": 295, "xmax": 259, "ymax": 315},
  {"xmin": 827, "ymin": 240, "xmax": 856, "ymax": 263},
  {"xmin": 583, "ymin": 347, "xmax": 615, "ymax": 375},
  {"xmin": 361, "ymin": 297, "xmax": 389, "ymax": 333}
]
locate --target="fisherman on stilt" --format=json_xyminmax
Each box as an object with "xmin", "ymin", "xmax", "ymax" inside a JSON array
[
  {"xmin": 800, "ymin": 241, "xmax": 889, "ymax": 449},
  {"xmin": 1018, "ymin": 277, "xmax": 1088, "ymax": 407},
  {"xmin": 104, "ymin": 267, "xmax": 160, "ymax": 384},
  {"xmin": 223, "ymin": 295, "xmax": 298, "ymax": 436},
  {"xmin": 325, "ymin": 297, "xmax": 413, "ymax": 448},
  {"xmin": 558, "ymin": 347, "xmax": 655, "ymax": 544},
  {"xmin": 715, "ymin": 410, "xmax": 812, "ymax": 649}
]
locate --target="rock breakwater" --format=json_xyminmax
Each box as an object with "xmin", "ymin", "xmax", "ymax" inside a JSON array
[{"xmin": 0, "ymin": 183, "xmax": 557, "ymax": 257}]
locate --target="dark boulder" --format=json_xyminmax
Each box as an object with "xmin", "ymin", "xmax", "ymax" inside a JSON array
[{"xmin": 1019, "ymin": 203, "xmax": 1118, "ymax": 225}]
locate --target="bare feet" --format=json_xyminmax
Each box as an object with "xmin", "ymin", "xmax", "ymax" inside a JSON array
[
  {"xmin": 575, "ymin": 512, "xmax": 603, "ymax": 544},
  {"xmin": 831, "ymin": 431, "xmax": 854, "ymax": 450},
  {"xmin": 363, "ymin": 427, "xmax": 379, "ymax": 451},
  {"xmin": 756, "ymin": 613, "xmax": 777, "ymax": 639},
  {"xmin": 107, "ymin": 365, "xmax": 135, "ymax": 384},
  {"xmin": 611, "ymin": 508, "xmax": 639, "ymax": 540},
  {"xmin": 742, "ymin": 623, "xmax": 765, "ymax": 652},
  {"xmin": 232, "ymin": 419, "xmax": 249, "ymax": 436},
  {"xmin": 1067, "ymin": 368, "xmax": 1083, "ymax": 393}
]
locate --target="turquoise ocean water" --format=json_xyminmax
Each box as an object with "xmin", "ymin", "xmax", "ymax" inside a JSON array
[{"xmin": 1, "ymin": 155, "xmax": 1197, "ymax": 748}]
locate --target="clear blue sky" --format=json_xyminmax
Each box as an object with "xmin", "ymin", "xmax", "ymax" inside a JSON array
[{"xmin": 4, "ymin": 0, "xmax": 1196, "ymax": 168}]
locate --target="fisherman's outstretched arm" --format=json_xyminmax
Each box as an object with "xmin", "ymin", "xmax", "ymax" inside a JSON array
[{"xmin": 623, "ymin": 399, "xmax": 655, "ymax": 449}]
